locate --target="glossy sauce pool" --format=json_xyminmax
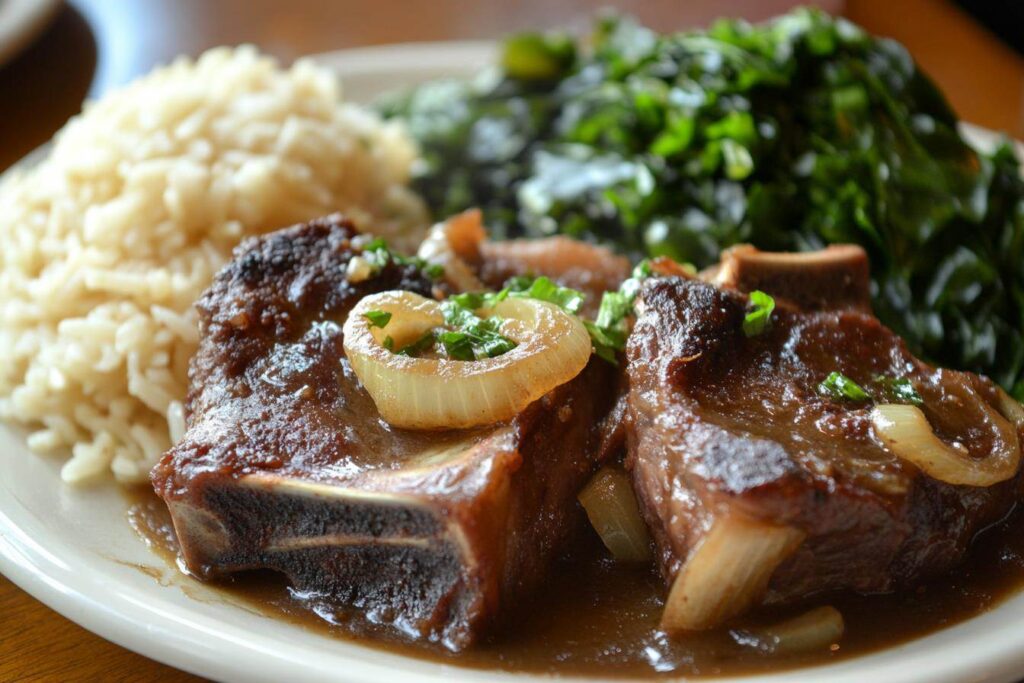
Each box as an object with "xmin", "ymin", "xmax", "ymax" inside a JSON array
[{"xmin": 126, "ymin": 488, "xmax": 1024, "ymax": 678}]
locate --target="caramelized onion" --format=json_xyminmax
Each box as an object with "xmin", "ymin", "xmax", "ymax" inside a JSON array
[
  {"xmin": 871, "ymin": 401, "xmax": 1020, "ymax": 487},
  {"xmin": 578, "ymin": 466, "xmax": 652, "ymax": 562},
  {"xmin": 416, "ymin": 210, "xmax": 486, "ymax": 292},
  {"xmin": 996, "ymin": 387, "xmax": 1024, "ymax": 431},
  {"xmin": 661, "ymin": 514, "xmax": 804, "ymax": 631},
  {"xmin": 343, "ymin": 290, "xmax": 591, "ymax": 429},
  {"xmin": 735, "ymin": 606, "xmax": 845, "ymax": 655}
]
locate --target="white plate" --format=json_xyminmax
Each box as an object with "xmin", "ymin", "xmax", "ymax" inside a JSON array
[
  {"xmin": 2, "ymin": 41, "xmax": 1024, "ymax": 683},
  {"xmin": 0, "ymin": 0, "xmax": 59, "ymax": 66}
]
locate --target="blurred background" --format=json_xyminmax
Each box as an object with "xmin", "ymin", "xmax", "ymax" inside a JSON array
[{"xmin": 0, "ymin": 0, "xmax": 1022, "ymax": 173}]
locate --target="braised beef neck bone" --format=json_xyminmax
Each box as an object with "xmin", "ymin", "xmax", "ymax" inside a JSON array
[
  {"xmin": 152, "ymin": 214, "xmax": 620, "ymax": 650},
  {"xmin": 705, "ymin": 243, "xmax": 871, "ymax": 312},
  {"xmin": 626, "ymin": 256, "xmax": 1023, "ymax": 631}
]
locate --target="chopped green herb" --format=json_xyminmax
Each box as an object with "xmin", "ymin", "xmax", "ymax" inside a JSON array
[
  {"xmin": 873, "ymin": 375, "xmax": 924, "ymax": 406},
  {"xmin": 449, "ymin": 292, "xmax": 484, "ymax": 310},
  {"xmin": 433, "ymin": 298, "xmax": 519, "ymax": 360},
  {"xmin": 357, "ymin": 237, "xmax": 444, "ymax": 281},
  {"xmin": 585, "ymin": 259, "xmax": 664, "ymax": 363},
  {"xmin": 433, "ymin": 257, "xmax": 669, "ymax": 365},
  {"xmin": 363, "ymin": 310, "xmax": 392, "ymax": 328},
  {"xmin": 396, "ymin": 331, "xmax": 437, "ymax": 357},
  {"xmin": 505, "ymin": 275, "xmax": 536, "ymax": 292},
  {"xmin": 362, "ymin": 237, "xmax": 388, "ymax": 252},
  {"xmin": 510, "ymin": 276, "xmax": 585, "ymax": 314},
  {"xmin": 440, "ymin": 299, "xmax": 479, "ymax": 328},
  {"xmin": 585, "ymin": 321, "xmax": 627, "ymax": 364},
  {"xmin": 595, "ymin": 291, "xmax": 632, "ymax": 329},
  {"xmin": 383, "ymin": 335, "xmax": 394, "ymax": 351},
  {"xmin": 819, "ymin": 372, "xmax": 870, "ymax": 402},
  {"xmin": 449, "ymin": 288, "xmax": 510, "ymax": 311},
  {"xmin": 437, "ymin": 330, "xmax": 476, "ymax": 361},
  {"xmin": 501, "ymin": 32, "xmax": 576, "ymax": 81},
  {"xmin": 742, "ymin": 290, "xmax": 775, "ymax": 337},
  {"xmin": 481, "ymin": 334, "xmax": 517, "ymax": 357},
  {"xmin": 631, "ymin": 259, "xmax": 653, "ymax": 279}
]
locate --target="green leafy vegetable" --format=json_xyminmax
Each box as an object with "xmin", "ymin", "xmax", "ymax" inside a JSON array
[
  {"xmin": 363, "ymin": 310, "xmax": 392, "ymax": 328},
  {"xmin": 501, "ymin": 32, "xmax": 576, "ymax": 81},
  {"xmin": 742, "ymin": 291, "xmax": 776, "ymax": 337},
  {"xmin": 381, "ymin": 8, "xmax": 1024, "ymax": 398},
  {"xmin": 819, "ymin": 372, "xmax": 871, "ymax": 402}
]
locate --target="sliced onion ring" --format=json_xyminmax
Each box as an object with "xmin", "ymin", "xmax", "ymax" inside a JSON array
[
  {"xmin": 343, "ymin": 290, "xmax": 592, "ymax": 430},
  {"xmin": 871, "ymin": 398, "xmax": 1021, "ymax": 487},
  {"xmin": 996, "ymin": 387, "xmax": 1024, "ymax": 431}
]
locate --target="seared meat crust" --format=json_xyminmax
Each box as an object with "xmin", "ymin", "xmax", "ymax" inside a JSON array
[
  {"xmin": 152, "ymin": 215, "xmax": 619, "ymax": 649},
  {"xmin": 626, "ymin": 275, "xmax": 1022, "ymax": 603}
]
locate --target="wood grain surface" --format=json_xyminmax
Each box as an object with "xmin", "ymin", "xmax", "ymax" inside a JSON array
[
  {"xmin": 0, "ymin": 1, "xmax": 1020, "ymax": 681},
  {"xmin": 0, "ymin": 574, "xmax": 204, "ymax": 682}
]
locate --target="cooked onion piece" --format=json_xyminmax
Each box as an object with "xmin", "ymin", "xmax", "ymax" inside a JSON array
[
  {"xmin": 734, "ymin": 606, "xmax": 845, "ymax": 655},
  {"xmin": 343, "ymin": 290, "xmax": 591, "ymax": 429},
  {"xmin": 661, "ymin": 514, "xmax": 805, "ymax": 631},
  {"xmin": 996, "ymin": 387, "xmax": 1024, "ymax": 431},
  {"xmin": 871, "ymin": 401, "xmax": 1020, "ymax": 487},
  {"xmin": 578, "ymin": 466, "xmax": 652, "ymax": 562},
  {"xmin": 416, "ymin": 210, "xmax": 486, "ymax": 292}
]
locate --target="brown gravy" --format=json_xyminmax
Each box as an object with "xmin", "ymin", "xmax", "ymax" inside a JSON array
[{"xmin": 126, "ymin": 488, "xmax": 1024, "ymax": 677}]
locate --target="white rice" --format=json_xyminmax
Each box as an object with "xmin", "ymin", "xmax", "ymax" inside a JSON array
[{"xmin": 0, "ymin": 46, "xmax": 428, "ymax": 484}]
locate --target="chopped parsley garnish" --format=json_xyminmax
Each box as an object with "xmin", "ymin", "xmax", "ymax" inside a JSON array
[
  {"xmin": 423, "ymin": 263, "xmax": 445, "ymax": 279},
  {"xmin": 363, "ymin": 310, "xmax": 392, "ymax": 328},
  {"xmin": 585, "ymin": 321, "xmax": 628, "ymax": 364},
  {"xmin": 632, "ymin": 259, "xmax": 653, "ymax": 278},
  {"xmin": 357, "ymin": 237, "xmax": 444, "ymax": 281},
  {"xmin": 873, "ymin": 375, "xmax": 924, "ymax": 406},
  {"xmin": 504, "ymin": 271, "xmax": 635, "ymax": 364},
  {"xmin": 388, "ymin": 257, "xmax": 671, "ymax": 365},
  {"xmin": 819, "ymin": 372, "xmax": 924, "ymax": 406},
  {"xmin": 438, "ymin": 299, "xmax": 518, "ymax": 360},
  {"xmin": 509, "ymin": 275, "xmax": 584, "ymax": 314},
  {"xmin": 584, "ymin": 258, "xmax": 658, "ymax": 363},
  {"xmin": 819, "ymin": 372, "xmax": 870, "ymax": 402},
  {"xmin": 383, "ymin": 296, "xmax": 519, "ymax": 361},
  {"xmin": 395, "ymin": 331, "xmax": 436, "ymax": 357},
  {"xmin": 449, "ymin": 288, "xmax": 510, "ymax": 311},
  {"xmin": 595, "ymin": 291, "xmax": 631, "ymax": 329},
  {"xmin": 742, "ymin": 290, "xmax": 775, "ymax": 337}
]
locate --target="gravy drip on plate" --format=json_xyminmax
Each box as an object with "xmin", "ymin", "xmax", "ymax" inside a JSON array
[{"xmin": 126, "ymin": 487, "xmax": 1024, "ymax": 677}]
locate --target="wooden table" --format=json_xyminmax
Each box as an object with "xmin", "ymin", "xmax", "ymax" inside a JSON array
[{"xmin": 1, "ymin": 1, "xmax": 1021, "ymax": 681}]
